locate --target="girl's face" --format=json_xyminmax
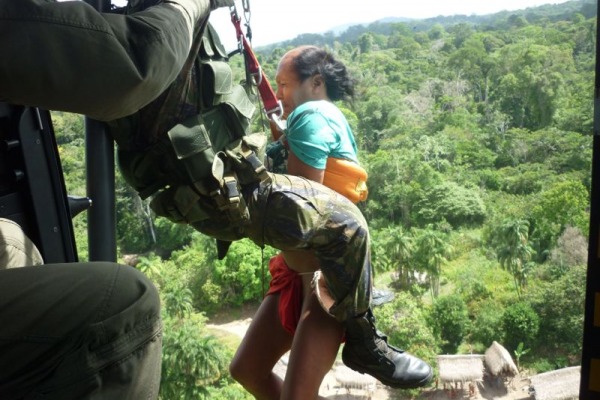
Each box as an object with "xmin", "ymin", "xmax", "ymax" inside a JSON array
[{"xmin": 275, "ymin": 53, "xmax": 323, "ymax": 118}]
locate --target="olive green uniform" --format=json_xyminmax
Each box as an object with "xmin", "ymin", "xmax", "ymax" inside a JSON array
[
  {"xmin": 0, "ymin": 0, "xmax": 218, "ymax": 398},
  {"xmin": 1, "ymin": 0, "xmax": 370, "ymax": 390},
  {"xmin": 0, "ymin": 0, "xmax": 212, "ymax": 121}
]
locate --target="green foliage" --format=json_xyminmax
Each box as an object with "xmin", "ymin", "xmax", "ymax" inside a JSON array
[
  {"xmin": 167, "ymin": 234, "xmax": 220, "ymax": 313},
  {"xmin": 374, "ymin": 292, "xmax": 440, "ymax": 362},
  {"xmin": 472, "ymin": 168, "xmax": 501, "ymax": 191},
  {"xmin": 205, "ymin": 383, "xmax": 253, "ymax": 399},
  {"xmin": 455, "ymin": 276, "xmax": 493, "ymax": 315},
  {"xmin": 428, "ymin": 294, "xmax": 470, "ymax": 353},
  {"xmin": 501, "ymin": 302, "xmax": 540, "ymax": 352},
  {"xmin": 371, "ymin": 225, "xmax": 413, "ymax": 283},
  {"xmin": 411, "ymin": 226, "xmax": 453, "ymax": 298},
  {"xmin": 469, "ymin": 300, "xmax": 505, "ymax": 349},
  {"xmin": 491, "ymin": 43, "xmax": 574, "ymax": 130},
  {"xmin": 496, "ymin": 164, "xmax": 551, "ymax": 195},
  {"xmin": 445, "ymin": 241, "xmax": 516, "ymax": 306},
  {"xmin": 212, "ymin": 240, "xmax": 277, "ymax": 307},
  {"xmin": 170, "ymin": 236, "xmax": 277, "ymax": 313},
  {"xmin": 163, "ymin": 287, "xmax": 194, "ymax": 320},
  {"xmin": 514, "ymin": 342, "xmax": 530, "ymax": 370},
  {"xmin": 488, "ymin": 219, "xmax": 535, "ymax": 298},
  {"xmin": 151, "ymin": 218, "xmax": 195, "ymax": 257},
  {"xmin": 52, "ymin": 111, "xmax": 89, "ymax": 259},
  {"xmin": 415, "ymin": 181, "xmax": 486, "ymax": 227},
  {"xmin": 68, "ymin": 218, "xmax": 91, "ymax": 258},
  {"xmin": 527, "ymin": 357, "xmax": 570, "ymax": 374},
  {"xmin": 115, "ymin": 179, "xmax": 155, "ymax": 254},
  {"xmin": 198, "ymin": 278, "xmax": 223, "ymax": 311},
  {"xmin": 196, "ymin": 5, "xmax": 592, "ymax": 389},
  {"xmin": 481, "ymin": 192, "xmax": 532, "ymax": 227},
  {"xmin": 130, "ymin": 255, "xmax": 234, "ymax": 400},
  {"xmin": 528, "ymin": 263, "xmax": 586, "ymax": 363},
  {"xmin": 51, "ymin": 111, "xmax": 84, "ymax": 145},
  {"xmin": 364, "ymin": 148, "xmax": 442, "ymax": 227},
  {"xmin": 548, "ymin": 226, "xmax": 588, "ymax": 273},
  {"xmin": 531, "ymin": 180, "xmax": 590, "ymax": 249},
  {"xmin": 160, "ymin": 315, "xmax": 230, "ymax": 399},
  {"xmin": 451, "ymin": 135, "xmax": 497, "ymax": 170}
]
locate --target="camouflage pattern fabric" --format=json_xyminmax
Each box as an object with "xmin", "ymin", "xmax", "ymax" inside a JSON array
[
  {"xmin": 265, "ymin": 140, "xmax": 289, "ymax": 174},
  {"xmin": 193, "ymin": 173, "xmax": 371, "ymax": 321}
]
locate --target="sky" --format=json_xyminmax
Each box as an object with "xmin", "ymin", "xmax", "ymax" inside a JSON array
[{"xmin": 208, "ymin": 0, "xmax": 572, "ymax": 50}]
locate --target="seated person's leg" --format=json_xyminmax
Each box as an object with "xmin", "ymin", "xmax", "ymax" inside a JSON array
[{"xmin": 0, "ymin": 262, "xmax": 161, "ymax": 400}]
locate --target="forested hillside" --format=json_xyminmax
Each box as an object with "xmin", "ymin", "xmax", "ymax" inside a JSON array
[{"xmin": 53, "ymin": 0, "xmax": 596, "ymax": 397}]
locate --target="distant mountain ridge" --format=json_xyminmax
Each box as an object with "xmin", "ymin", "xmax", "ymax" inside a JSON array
[
  {"xmin": 256, "ymin": 0, "xmax": 595, "ymax": 53},
  {"xmin": 327, "ymin": 17, "xmax": 414, "ymax": 35}
]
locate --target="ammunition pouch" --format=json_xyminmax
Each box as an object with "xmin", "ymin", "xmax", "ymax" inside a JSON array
[
  {"xmin": 107, "ymin": 2, "xmax": 269, "ymax": 259},
  {"xmin": 143, "ymin": 106, "xmax": 269, "ymax": 226}
]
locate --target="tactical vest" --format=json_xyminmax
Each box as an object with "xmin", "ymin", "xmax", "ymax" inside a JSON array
[{"xmin": 107, "ymin": 17, "xmax": 269, "ymax": 229}]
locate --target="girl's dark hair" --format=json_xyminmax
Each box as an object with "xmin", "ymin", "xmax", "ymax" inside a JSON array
[{"xmin": 292, "ymin": 46, "xmax": 355, "ymax": 102}]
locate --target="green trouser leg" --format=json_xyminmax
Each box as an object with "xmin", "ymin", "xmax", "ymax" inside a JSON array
[{"xmin": 0, "ymin": 263, "xmax": 162, "ymax": 400}]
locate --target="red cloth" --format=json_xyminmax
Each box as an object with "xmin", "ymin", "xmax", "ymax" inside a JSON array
[{"xmin": 266, "ymin": 253, "xmax": 303, "ymax": 335}]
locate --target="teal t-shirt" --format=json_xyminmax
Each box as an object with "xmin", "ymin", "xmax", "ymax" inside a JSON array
[{"xmin": 285, "ymin": 100, "xmax": 358, "ymax": 169}]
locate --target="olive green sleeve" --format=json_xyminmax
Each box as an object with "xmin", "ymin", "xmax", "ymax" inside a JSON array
[{"xmin": 0, "ymin": 0, "xmax": 212, "ymax": 121}]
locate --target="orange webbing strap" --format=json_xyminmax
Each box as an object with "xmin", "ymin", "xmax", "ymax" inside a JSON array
[{"xmin": 322, "ymin": 158, "xmax": 369, "ymax": 204}]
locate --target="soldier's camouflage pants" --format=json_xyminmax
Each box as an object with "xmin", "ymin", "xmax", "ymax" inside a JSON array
[{"xmin": 194, "ymin": 173, "xmax": 372, "ymax": 322}]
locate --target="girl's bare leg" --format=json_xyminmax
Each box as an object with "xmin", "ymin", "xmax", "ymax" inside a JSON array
[
  {"xmin": 281, "ymin": 275, "xmax": 344, "ymax": 400},
  {"xmin": 230, "ymin": 294, "xmax": 293, "ymax": 400}
]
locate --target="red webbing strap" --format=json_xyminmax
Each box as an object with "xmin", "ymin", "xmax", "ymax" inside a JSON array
[{"xmin": 230, "ymin": 9, "xmax": 284, "ymax": 140}]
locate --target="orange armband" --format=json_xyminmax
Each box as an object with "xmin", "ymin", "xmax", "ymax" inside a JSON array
[{"xmin": 322, "ymin": 158, "xmax": 369, "ymax": 204}]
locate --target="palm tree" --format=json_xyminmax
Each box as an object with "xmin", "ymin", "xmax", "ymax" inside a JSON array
[
  {"xmin": 413, "ymin": 226, "xmax": 453, "ymax": 299},
  {"xmin": 494, "ymin": 219, "xmax": 535, "ymax": 299},
  {"xmin": 160, "ymin": 318, "xmax": 228, "ymax": 399},
  {"xmin": 377, "ymin": 225, "xmax": 414, "ymax": 286},
  {"xmin": 163, "ymin": 287, "xmax": 194, "ymax": 319}
]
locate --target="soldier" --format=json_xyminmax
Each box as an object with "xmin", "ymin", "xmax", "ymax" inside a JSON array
[
  {"xmin": 0, "ymin": 0, "xmax": 229, "ymax": 398},
  {"xmin": 1, "ymin": 0, "xmax": 433, "ymax": 393}
]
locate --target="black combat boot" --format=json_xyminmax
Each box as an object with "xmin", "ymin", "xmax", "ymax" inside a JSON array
[{"xmin": 342, "ymin": 309, "xmax": 433, "ymax": 389}]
